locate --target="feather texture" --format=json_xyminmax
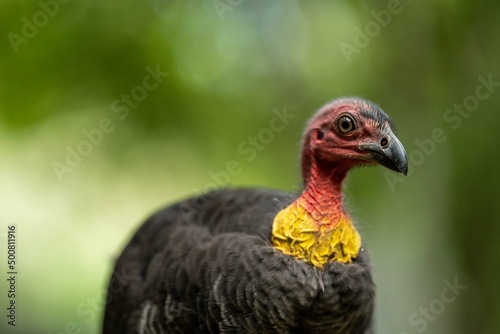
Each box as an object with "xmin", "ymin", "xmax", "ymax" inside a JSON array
[{"xmin": 103, "ymin": 188, "xmax": 374, "ymax": 333}]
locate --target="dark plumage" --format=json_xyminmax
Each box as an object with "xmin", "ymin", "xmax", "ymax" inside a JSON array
[{"xmin": 103, "ymin": 97, "xmax": 408, "ymax": 334}]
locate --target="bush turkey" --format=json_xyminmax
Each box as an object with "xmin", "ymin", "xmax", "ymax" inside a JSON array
[{"xmin": 103, "ymin": 97, "xmax": 408, "ymax": 333}]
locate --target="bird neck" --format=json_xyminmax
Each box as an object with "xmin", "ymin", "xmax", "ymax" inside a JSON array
[
  {"xmin": 271, "ymin": 157, "xmax": 361, "ymax": 267},
  {"xmin": 302, "ymin": 159, "xmax": 348, "ymax": 222}
]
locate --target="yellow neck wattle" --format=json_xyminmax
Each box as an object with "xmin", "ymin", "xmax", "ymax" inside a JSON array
[{"xmin": 271, "ymin": 198, "xmax": 361, "ymax": 267}]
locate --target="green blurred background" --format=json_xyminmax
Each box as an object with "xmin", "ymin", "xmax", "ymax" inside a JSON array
[{"xmin": 1, "ymin": 0, "xmax": 499, "ymax": 333}]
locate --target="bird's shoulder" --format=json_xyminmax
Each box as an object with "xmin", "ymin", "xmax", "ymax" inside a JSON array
[
  {"xmin": 114, "ymin": 188, "xmax": 297, "ymax": 285},
  {"xmin": 144, "ymin": 187, "xmax": 297, "ymax": 237}
]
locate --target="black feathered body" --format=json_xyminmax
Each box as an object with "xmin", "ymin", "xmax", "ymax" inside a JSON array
[{"xmin": 103, "ymin": 188, "xmax": 375, "ymax": 333}]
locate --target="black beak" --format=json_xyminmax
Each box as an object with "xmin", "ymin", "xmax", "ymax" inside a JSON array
[{"xmin": 359, "ymin": 131, "xmax": 408, "ymax": 176}]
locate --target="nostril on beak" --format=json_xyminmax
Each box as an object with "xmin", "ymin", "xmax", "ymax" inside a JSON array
[{"xmin": 380, "ymin": 137, "xmax": 389, "ymax": 148}]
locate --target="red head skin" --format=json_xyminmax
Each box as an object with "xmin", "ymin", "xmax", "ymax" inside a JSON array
[{"xmin": 299, "ymin": 97, "xmax": 397, "ymax": 224}]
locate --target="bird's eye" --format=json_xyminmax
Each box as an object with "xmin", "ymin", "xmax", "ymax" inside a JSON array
[{"xmin": 336, "ymin": 115, "xmax": 355, "ymax": 134}]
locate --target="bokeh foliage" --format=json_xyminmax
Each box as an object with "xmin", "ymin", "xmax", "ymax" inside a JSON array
[{"xmin": 1, "ymin": 0, "xmax": 499, "ymax": 333}]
